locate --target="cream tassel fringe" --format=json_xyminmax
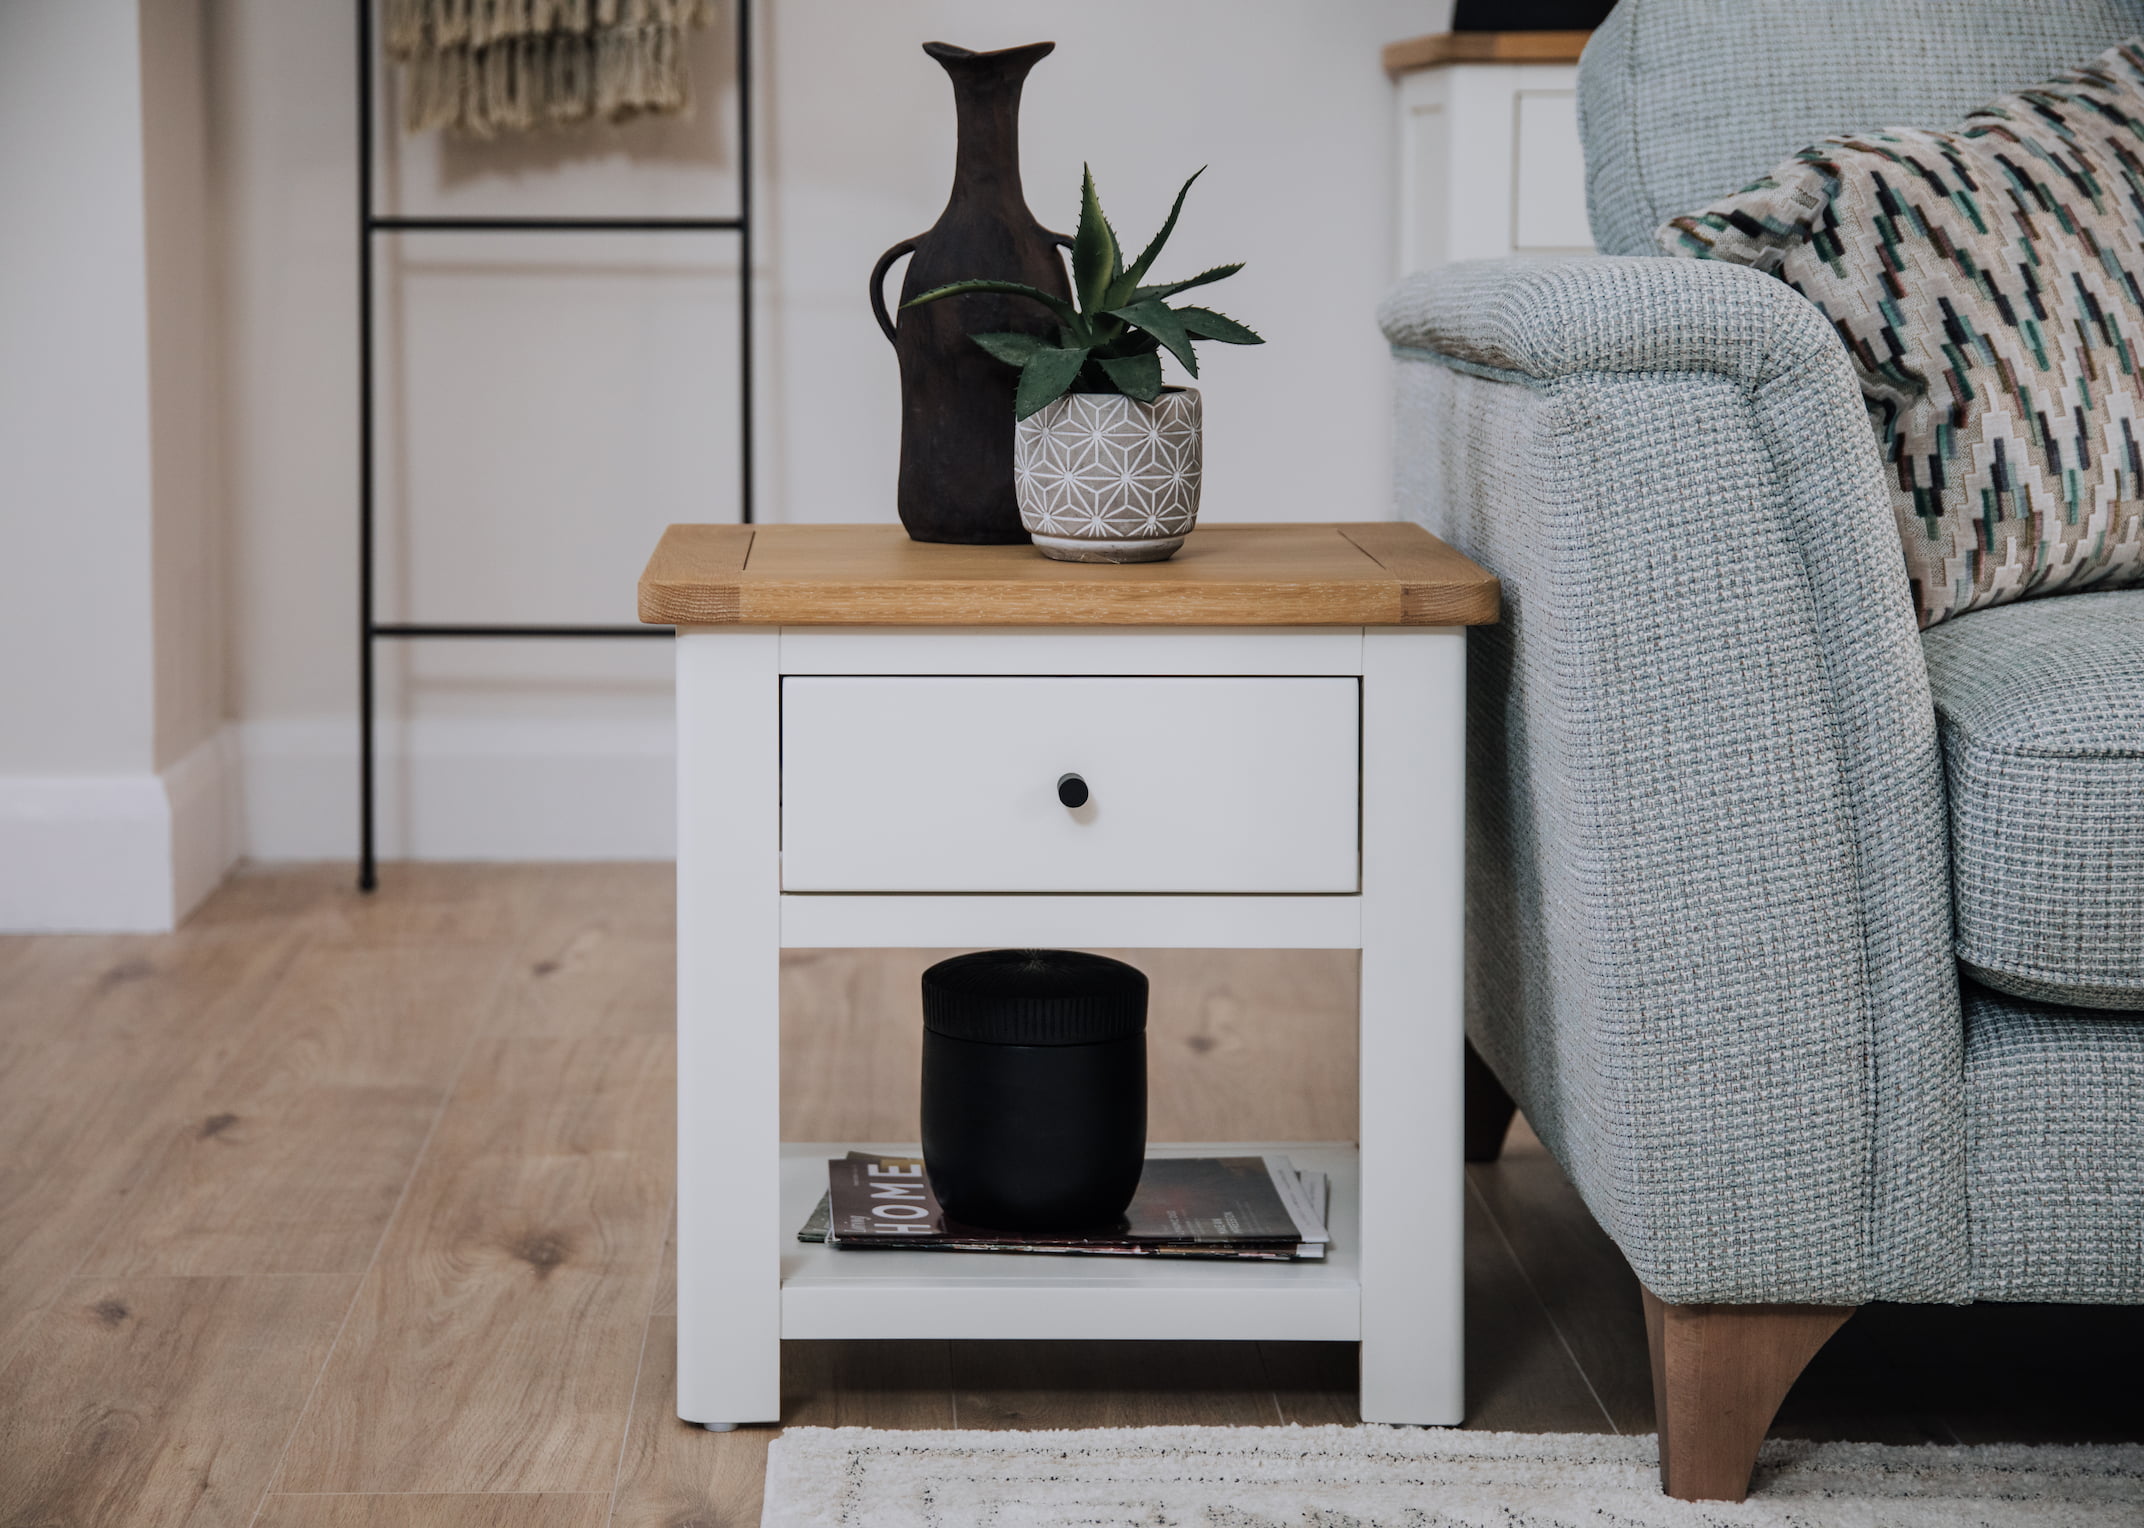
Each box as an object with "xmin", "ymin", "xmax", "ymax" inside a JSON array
[{"xmin": 386, "ymin": 0, "xmax": 716, "ymax": 136}]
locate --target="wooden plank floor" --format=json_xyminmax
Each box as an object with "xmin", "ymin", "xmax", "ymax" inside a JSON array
[{"xmin": 0, "ymin": 864, "xmax": 2138, "ymax": 1526}]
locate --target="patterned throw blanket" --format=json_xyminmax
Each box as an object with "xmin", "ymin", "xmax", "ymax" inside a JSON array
[{"xmin": 385, "ymin": 0, "xmax": 716, "ymax": 136}]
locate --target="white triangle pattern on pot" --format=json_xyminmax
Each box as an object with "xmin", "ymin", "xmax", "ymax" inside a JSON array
[{"xmin": 1014, "ymin": 390, "xmax": 1202, "ymax": 542}]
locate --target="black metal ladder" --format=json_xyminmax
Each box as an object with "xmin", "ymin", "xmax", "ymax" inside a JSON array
[{"xmin": 355, "ymin": 0, "xmax": 754, "ymax": 889}]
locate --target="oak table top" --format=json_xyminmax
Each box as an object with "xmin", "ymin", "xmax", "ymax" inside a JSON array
[{"xmin": 637, "ymin": 522, "xmax": 1499, "ymax": 628}]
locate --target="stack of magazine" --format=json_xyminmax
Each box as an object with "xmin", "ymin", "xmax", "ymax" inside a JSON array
[{"xmin": 799, "ymin": 1150, "xmax": 1329, "ymax": 1261}]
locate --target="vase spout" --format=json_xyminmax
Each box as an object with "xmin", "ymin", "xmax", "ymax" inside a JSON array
[
  {"xmin": 922, "ymin": 40, "xmax": 1054, "ymax": 210},
  {"xmin": 921, "ymin": 40, "xmax": 1056, "ymax": 77}
]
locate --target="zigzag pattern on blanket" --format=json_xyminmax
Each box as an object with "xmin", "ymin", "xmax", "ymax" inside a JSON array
[{"xmin": 384, "ymin": 0, "xmax": 717, "ymax": 136}]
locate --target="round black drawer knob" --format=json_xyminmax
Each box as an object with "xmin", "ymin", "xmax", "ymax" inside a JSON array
[{"xmin": 1056, "ymin": 773, "xmax": 1089, "ymax": 808}]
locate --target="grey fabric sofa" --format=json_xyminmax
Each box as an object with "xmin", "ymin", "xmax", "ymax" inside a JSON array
[{"xmin": 1382, "ymin": 0, "xmax": 2144, "ymax": 1500}]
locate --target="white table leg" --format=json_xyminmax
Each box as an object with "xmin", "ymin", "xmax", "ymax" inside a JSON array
[
  {"xmin": 675, "ymin": 628, "xmax": 783, "ymax": 1425},
  {"xmin": 1357, "ymin": 626, "xmax": 1466, "ymax": 1424}
]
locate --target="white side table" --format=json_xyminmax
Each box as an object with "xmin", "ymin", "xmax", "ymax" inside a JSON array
[{"xmin": 639, "ymin": 522, "xmax": 1500, "ymax": 1428}]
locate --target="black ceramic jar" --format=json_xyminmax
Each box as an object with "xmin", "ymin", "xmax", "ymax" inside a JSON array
[{"xmin": 919, "ymin": 949, "xmax": 1147, "ymax": 1232}]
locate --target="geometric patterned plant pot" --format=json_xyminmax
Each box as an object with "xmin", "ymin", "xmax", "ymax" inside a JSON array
[{"xmin": 1013, "ymin": 388, "xmax": 1201, "ymax": 562}]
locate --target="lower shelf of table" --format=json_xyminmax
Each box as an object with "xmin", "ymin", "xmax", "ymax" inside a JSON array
[{"xmin": 776, "ymin": 1142, "xmax": 1362, "ymax": 1342}]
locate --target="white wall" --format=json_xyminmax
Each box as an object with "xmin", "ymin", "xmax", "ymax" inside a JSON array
[
  {"xmin": 0, "ymin": 0, "xmax": 233, "ymax": 929},
  {"xmin": 142, "ymin": 0, "xmax": 228, "ymax": 776},
  {"xmin": 142, "ymin": 0, "xmax": 238, "ymax": 913},
  {"xmin": 0, "ymin": 2, "xmax": 158, "ymax": 777},
  {"xmin": 216, "ymin": 0, "xmax": 1450, "ymax": 862}
]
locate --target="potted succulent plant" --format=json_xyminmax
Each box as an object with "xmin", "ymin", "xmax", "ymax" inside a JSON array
[{"xmin": 902, "ymin": 167, "xmax": 1262, "ymax": 562}]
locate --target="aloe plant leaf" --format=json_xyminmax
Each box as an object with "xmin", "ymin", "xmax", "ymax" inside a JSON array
[
  {"xmin": 1107, "ymin": 299, "xmax": 1199, "ymax": 377},
  {"xmin": 1071, "ymin": 165, "xmax": 1119, "ymax": 316},
  {"xmin": 1014, "ymin": 345, "xmax": 1090, "ymax": 420},
  {"xmin": 902, "ymin": 278, "xmax": 1079, "ymax": 328},
  {"xmin": 1098, "ymin": 328, "xmax": 1161, "ymax": 357},
  {"xmin": 1174, "ymin": 306, "xmax": 1264, "ymax": 345},
  {"xmin": 1096, "ymin": 351, "xmax": 1164, "ymax": 400},
  {"xmin": 1106, "ymin": 167, "xmax": 1205, "ymax": 308},
  {"xmin": 970, "ymin": 332, "xmax": 1046, "ymax": 367},
  {"xmin": 1128, "ymin": 263, "xmax": 1243, "ymax": 305}
]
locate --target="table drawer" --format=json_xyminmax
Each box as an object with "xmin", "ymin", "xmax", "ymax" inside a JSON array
[{"xmin": 780, "ymin": 677, "xmax": 1359, "ymax": 893}]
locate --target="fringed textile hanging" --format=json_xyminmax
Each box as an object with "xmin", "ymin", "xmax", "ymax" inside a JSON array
[{"xmin": 385, "ymin": 0, "xmax": 717, "ymax": 136}]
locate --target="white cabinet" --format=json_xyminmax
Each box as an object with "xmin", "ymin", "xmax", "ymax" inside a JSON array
[
  {"xmin": 675, "ymin": 624, "xmax": 1468, "ymax": 1429},
  {"xmin": 654, "ymin": 521, "xmax": 1495, "ymax": 1432},
  {"xmin": 1388, "ymin": 32, "xmax": 1596, "ymax": 274}
]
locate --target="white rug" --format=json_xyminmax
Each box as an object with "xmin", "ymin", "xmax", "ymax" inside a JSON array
[{"xmin": 760, "ymin": 1424, "xmax": 2144, "ymax": 1526}]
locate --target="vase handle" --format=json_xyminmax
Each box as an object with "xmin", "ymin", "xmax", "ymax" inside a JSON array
[{"xmin": 870, "ymin": 238, "xmax": 921, "ymax": 346}]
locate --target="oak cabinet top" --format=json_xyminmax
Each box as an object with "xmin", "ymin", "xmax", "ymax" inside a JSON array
[
  {"xmin": 1381, "ymin": 30, "xmax": 1591, "ymax": 78},
  {"xmin": 638, "ymin": 522, "xmax": 1499, "ymax": 628}
]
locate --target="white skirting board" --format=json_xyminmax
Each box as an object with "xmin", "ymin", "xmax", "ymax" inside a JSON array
[
  {"xmin": 0, "ymin": 730, "xmax": 239, "ymax": 932},
  {"xmin": 233, "ymin": 715, "xmax": 676, "ymax": 862},
  {"xmin": 1, "ymin": 714, "xmax": 673, "ymax": 927}
]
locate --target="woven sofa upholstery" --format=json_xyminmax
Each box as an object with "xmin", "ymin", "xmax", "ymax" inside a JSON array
[
  {"xmin": 1923, "ymin": 592, "xmax": 2144, "ymax": 1012},
  {"xmin": 1967, "ymin": 987, "xmax": 2144, "ymax": 1302},
  {"xmin": 1385, "ymin": 0, "xmax": 2144, "ymax": 1305},
  {"xmin": 1385, "ymin": 259, "xmax": 1964, "ymax": 1305}
]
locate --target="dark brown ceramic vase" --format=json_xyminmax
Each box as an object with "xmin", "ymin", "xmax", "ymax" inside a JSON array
[{"xmin": 871, "ymin": 42, "xmax": 1071, "ymax": 544}]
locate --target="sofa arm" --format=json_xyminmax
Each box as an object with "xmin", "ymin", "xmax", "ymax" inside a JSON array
[
  {"xmin": 1379, "ymin": 253, "xmax": 1829, "ymax": 385},
  {"xmin": 1386, "ymin": 257, "xmax": 1966, "ymax": 1305}
]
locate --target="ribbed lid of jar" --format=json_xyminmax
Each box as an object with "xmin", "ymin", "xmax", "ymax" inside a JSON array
[{"xmin": 921, "ymin": 949, "xmax": 1148, "ymax": 1046}]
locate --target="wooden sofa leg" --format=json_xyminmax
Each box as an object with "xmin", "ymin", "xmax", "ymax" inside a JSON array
[
  {"xmin": 1642, "ymin": 1287, "xmax": 1854, "ymax": 1502},
  {"xmin": 1462, "ymin": 1038, "xmax": 1517, "ymax": 1162}
]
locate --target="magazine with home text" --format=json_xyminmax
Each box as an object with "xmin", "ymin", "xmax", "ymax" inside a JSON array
[{"xmin": 801, "ymin": 1151, "xmax": 1329, "ymax": 1261}]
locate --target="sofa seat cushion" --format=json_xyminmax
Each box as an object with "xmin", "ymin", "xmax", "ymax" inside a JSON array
[
  {"xmin": 1966, "ymin": 984, "xmax": 2144, "ymax": 1301},
  {"xmin": 1923, "ymin": 590, "xmax": 2144, "ymax": 1009}
]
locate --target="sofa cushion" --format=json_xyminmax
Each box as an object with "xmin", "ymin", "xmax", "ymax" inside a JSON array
[
  {"xmin": 1966, "ymin": 983, "xmax": 2144, "ymax": 1300},
  {"xmin": 1656, "ymin": 40, "xmax": 2144, "ymax": 627},
  {"xmin": 1923, "ymin": 589, "xmax": 2144, "ymax": 1009}
]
